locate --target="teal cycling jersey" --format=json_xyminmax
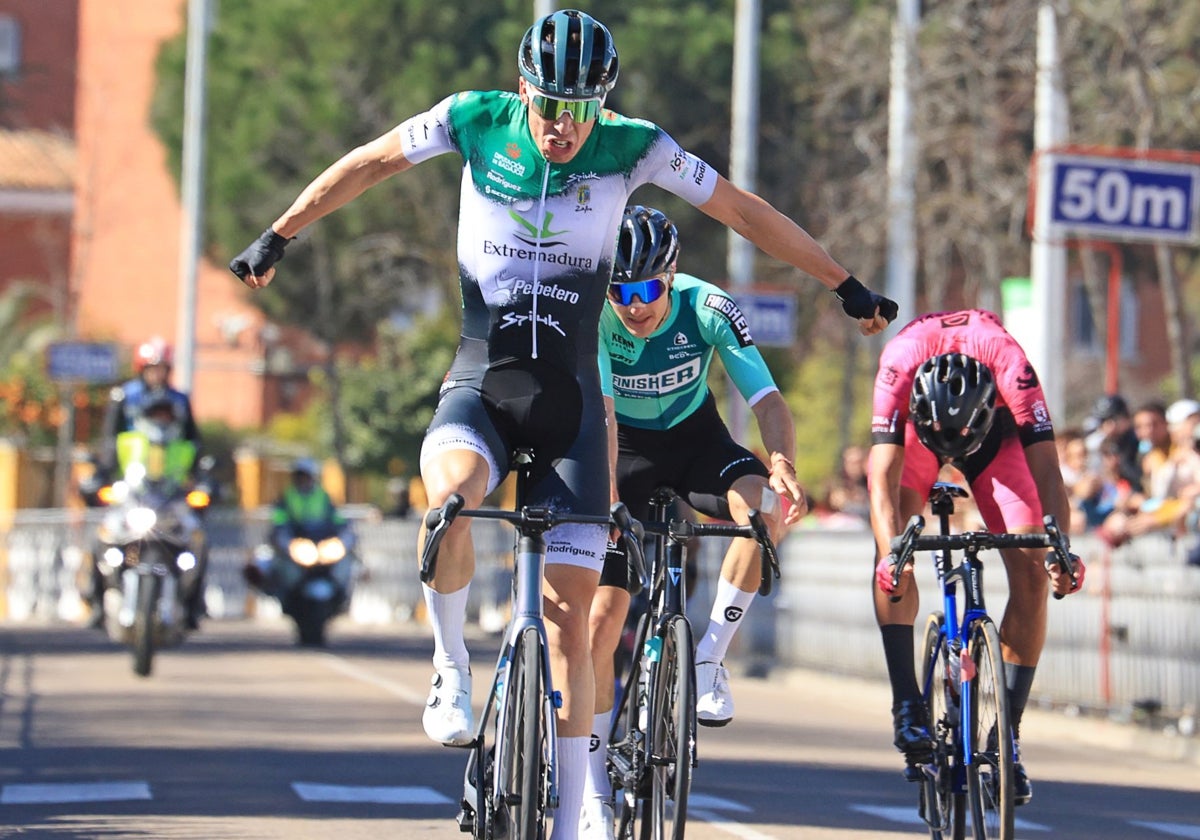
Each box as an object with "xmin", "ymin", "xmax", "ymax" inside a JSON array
[
  {"xmin": 599, "ymin": 274, "xmax": 778, "ymax": 430},
  {"xmin": 396, "ymin": 90, "xmax": 718, "ymax": 375}
]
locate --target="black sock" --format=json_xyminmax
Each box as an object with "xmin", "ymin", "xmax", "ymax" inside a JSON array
[
  {"xmin": 1004, "ymin": 662, "xmax": 1037, "ymax": 739},
  {"xmin": 880, "ymin": 624, "xmax": 921, "ymax": 708}
]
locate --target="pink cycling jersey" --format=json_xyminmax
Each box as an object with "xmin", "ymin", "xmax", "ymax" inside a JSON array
[{"xmin": 870, "ymin": 309, "xmax": 1056, "ymax": 531}]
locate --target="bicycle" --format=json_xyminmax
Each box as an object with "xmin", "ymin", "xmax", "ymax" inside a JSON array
[
  {"xmin": 419, "ymin": 449, "xmax": 643, "ymax": 840},
  {"xmin": 607, "ymin": 486, "xmax": 780, "ymax": 840},
  {"xmin": 888, "ymin": 482, "xmax": 1076, "ymax": 840}
]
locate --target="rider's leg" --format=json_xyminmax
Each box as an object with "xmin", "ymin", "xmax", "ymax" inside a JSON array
[
  {"xmin": 545, "ymin": 562, "xmax": 601, "ymax": 840},
  {"xmin": 584, "ymin": 583, "xmax": 630, "ymax": 817},
  {"xmin": 694, "ymin": 475, "xmax": 777, "ymax": 665},
  {"xmin": 418, "ymin": 448, "xmax": 491, "ymax": 745}
]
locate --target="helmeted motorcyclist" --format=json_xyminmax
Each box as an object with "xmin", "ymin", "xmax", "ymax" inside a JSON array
[
  {"xmin": 88, "ymin": 388, "xmax": 210, "ymax": 629},
  {"xmin": 245, "ymin": 458, "xmax": 356, "ymax": 595}
]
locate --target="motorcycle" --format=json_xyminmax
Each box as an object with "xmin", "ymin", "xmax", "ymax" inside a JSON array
[
  {"xmin": 249, "ymin": 532, "xmax": 357, "ymax": 647},
  {"xmin": 91, "ymin": 460, "xmax": 211, "ymax": 676}
]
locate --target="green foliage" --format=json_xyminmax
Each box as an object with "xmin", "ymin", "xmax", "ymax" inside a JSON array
[{"xmin": 333, "ymin": 312, "xmax": 458, "ymax": 475}]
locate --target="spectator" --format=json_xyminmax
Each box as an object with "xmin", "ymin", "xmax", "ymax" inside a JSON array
[
  {"xmin": 1059, "ymin": 429, "xmax": 1107, "ymax": 533},
  {"xmin": 1085, "ymin": 393, "xmax": 1142, "ymax": 493},
  {"xmin": 1132, "ymin": 401, "xmax": 1171, "ymax": 485},
  {"xmin": 1099, "ymin": 399, "xmax": 1200, "ymax": 545},
  {"xmin": 826, "ymin": 444, "xmax": 870, "ymax": 524}
]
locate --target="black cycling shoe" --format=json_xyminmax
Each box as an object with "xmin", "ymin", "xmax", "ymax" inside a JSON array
[
  {"xmin": 1012, "ymin": 746, "xmax": 1033, "ymax": 806},
  {"xmin": 892, "ymin": 699, "xmax": 935, "ymax": 763}
]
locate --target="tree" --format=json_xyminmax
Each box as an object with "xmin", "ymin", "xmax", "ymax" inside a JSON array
[{"xmin": 0, "ymin": 283, "xmax": 66, "ymax": 446}]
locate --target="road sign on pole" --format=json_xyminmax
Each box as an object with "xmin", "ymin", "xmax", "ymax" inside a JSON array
[
  {"xmin": 738, "ymin": 291, "xmax": 797, "ymax": 348},
  {"xmin": 45, "ymin": 342, "xmax": 120, "ymax": 384},
  {"xmin": 1043, "ymin": 152, "xmax": 1200, "ymax": 245}
]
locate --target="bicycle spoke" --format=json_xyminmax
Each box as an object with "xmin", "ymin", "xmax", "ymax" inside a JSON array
[{"xmin": 966, "ymin": 619, "xmax": 1013, "ymax": 840}]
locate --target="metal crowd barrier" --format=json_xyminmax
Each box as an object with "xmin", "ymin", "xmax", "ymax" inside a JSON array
[{"xmin": 3, "ymin": 509, "xmax": 1198, "ymax": 721}]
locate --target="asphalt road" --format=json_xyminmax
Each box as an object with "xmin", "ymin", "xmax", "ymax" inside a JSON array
[{"xmin": 1, "ymin": 618, "xmax": 1198, "ymax": 839}]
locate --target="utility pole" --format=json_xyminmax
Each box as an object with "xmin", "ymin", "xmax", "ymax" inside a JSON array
[
  {"xmin": 726, "ymin": 0, "xmax": 761, "ymax": 444},
  {"xmin": 1029, "ymin": 4, "xmax": 1068, "ymax": 420},
  {"xmin": 885, "ymin": 0, "xmax": 920, "ymax": 320},
  {"xmin": 176, "ymin": 0, "xmax": 211, "ymax": 396}
]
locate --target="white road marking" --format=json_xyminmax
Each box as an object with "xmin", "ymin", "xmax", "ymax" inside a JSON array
[
  {"xmin": 850, "ymin": 803, "xmax": 1050, "ymax": 832},
  {"xmin": 1130, "ymin": 822, "xmax": 1200, "ymax": 839},
  {"xmin": 690, "ymin": 808, "xmax": 778, "ymax": 840},
  {"xmin": 320, "ymin": 653, "xmax": 428, "ymax": 704},
  {"xmin": 1, "ymin": 781, "xmax": 152, "ymax": 805},
  {"xmin": 690, "ymin": 793, "xmax": 754, "ymax": 813},
  {"xmin": 292, "ymin": 782, "xmax": 453, "ymax": 805}
]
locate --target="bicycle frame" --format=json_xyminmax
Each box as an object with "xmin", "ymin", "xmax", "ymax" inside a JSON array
[
  {"xmin": 420, "ymin": 449, "xmax": 641, "ymax": 840},
  {"xmin": 891, "ymin": 481, "xmax": 1075, "ymax": 839}
]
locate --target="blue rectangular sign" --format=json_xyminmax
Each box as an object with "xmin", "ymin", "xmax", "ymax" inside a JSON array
[
  {"xmin": 46, "ymin": 341, "xmax": 120, "ymax": 383},
  {"xmin": 737, "ymin": 292, "xmax": 796, "ymax": 348},
  {"xmin": 1047, "ymin": 154, "xmax": 1200, "ymax": 244}
]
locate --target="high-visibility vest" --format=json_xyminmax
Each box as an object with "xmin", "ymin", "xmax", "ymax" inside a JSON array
[{"xmin": 115, "ymin": 431, "xmax": 196, "ymax": 485}]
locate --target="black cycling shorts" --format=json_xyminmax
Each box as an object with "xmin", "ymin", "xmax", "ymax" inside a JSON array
[{"xmin": 600, "ymin": 392, "xmax": 769, "ymax": 591}]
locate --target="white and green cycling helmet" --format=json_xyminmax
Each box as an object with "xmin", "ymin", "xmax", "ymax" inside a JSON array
[{"xmin": 518, "ymin": 9, "xmax": 619, "ymax": 100}]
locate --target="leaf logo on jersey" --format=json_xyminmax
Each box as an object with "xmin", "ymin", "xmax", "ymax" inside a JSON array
[
  {"xmin": 703, "ymin": 293, "xmax": 754, "ymax": 348},
  {"xmin": 510, "ymin": 209, "xmax": 569, "ymax": 248}
]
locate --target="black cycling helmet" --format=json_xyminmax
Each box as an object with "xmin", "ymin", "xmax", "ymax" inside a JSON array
[
  {"xmin": 613, "ymin": 205, "xmax": 680, "ymax": 283},
  {"xmin": 909, "ymin": 353, "xmax": 997, "ymax": 459},
  {"xmin": 518, "ymin": 9, "xmax": 619, "ymax": 99}
]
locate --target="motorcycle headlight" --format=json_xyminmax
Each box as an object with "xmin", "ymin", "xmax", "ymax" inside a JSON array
[
  {"xmin": 289, "ymin": 538, "xmax": 319, "ymax": 567},
  {"xmin": 186, "ymin": 489, "xmax": 211, "ymax": 509},
  {"xmin": 176, "ymin": 552, "xmax": 197, "ymax": 571},
  {"xmin": 317, "ymin": 537, "xmax": 346, "ymax": 565},
  {"xmin": 102, "ymin": 547, "xmax": 125, "ymax": 568},
  {"xmin": 126, "ymin": 506, "xmax": 157, "ymax": 536}
]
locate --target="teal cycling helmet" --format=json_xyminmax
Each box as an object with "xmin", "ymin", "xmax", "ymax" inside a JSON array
[
  {"xmin": 614, "ymin": 206, "xmax": 679, "ymax": 283},
  {"xmin": 518, "ymin": 9, "xmax": 619, "ymax": 99}
]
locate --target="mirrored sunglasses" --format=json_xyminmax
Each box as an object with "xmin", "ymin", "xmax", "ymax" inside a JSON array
[
  {"xmin": 607, "ymin": 276, "xmax": 669, "ymax": 306},
  {"xmin": 529, "ymin": 93, "xmax": 603, "ymax": 123}
]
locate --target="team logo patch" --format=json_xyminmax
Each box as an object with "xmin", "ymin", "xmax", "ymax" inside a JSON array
[
  {"xmin": 702, "ymin": 293, "xmax": 754, "ymax": 348},
  {"xmin": 1016, "ymin": 364, "xmax": 1039, "ymax": 390},
  {"xmin": 724, "ymin": 606, "xmax": 744, "ymax": 622},
  {"xmin": 939, "ymin": 312, "xmax": 971, "ymax": 328},
  {"xmin": 505, "ymin": 142, "xmax": 521, "ymax": 160}
]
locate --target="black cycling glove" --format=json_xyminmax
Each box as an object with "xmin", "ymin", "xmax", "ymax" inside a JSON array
[
  {"xmin": 834, "ymin": 275, "xmax": 899, "ymax": 324},
  {"xmin": 229, "ymin": 228, "xmax": 292, "ymax": 282}
]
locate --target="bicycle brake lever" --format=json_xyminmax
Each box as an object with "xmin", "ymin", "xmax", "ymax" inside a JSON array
[
  {"xmin": 419, "ymin": 494, "xmax": 465, "ymax": 583},
  {"xmin": 611, "ymin": 502, "xmax": 649, "ymax": 591},
  {"xmin": 887, "ymin": 515, "xmax": 925, "ymax": 602},
  {"xmin": 747, "ymin": 510, "xmax": 780, "ymax": 596},
  {"xmin": 1043, "ymin": 515, "xmax": 1076, "ymax": 601}
]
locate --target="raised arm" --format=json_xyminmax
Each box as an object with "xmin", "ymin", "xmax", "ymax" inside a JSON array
[{"xmin": 697, "ymin": 175, "xmax": 896, "ymax": 335}]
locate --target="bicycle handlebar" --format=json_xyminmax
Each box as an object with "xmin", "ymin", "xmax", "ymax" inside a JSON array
[
  {"xmin": 887, "ymin": 513, "xmax": 1076, "ymax": 600},
  {"xmin": 641, "ymin": 508, "xmax": 781, "ymax": 596},
  {"xmin": 418, "ymin": 494, "xmax": 646, "ymax": 585}
]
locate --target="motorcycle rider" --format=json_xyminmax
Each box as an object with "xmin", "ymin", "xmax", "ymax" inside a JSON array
[
  {"xmin": 90, "ymin": 390, "xmax": 210, "ymax": 630},
  {"xmin": 245, "ymin": 458, "xmax": 357, "ymax": 596}
]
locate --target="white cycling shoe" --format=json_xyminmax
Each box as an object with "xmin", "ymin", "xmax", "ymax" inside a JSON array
[
  {"xmin": 696, "ymin": 660, "xmax": 733, "ymax": 727},
  {"xmin": 580, "ymin": 799, "xmax": 616, "ymax": 840},
  {"xmin": 422, "ymin": 666, "xmax": 474, "ymax": 746}
]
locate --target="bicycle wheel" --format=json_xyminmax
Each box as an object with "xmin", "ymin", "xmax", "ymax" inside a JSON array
[
  {"xmin": 919, "ymin": 612, "xmax": 966, "ymax": 840},
  {"xmin": 965, "ymin": 617, "xmax": 1013, "ymax": 840},
  {"xmin": 612, "ymin": 611, "xmax": 650, "ymax": 840},
  {"xmin": 498, "ymin": 626, "xmax": 549, "ymax": 840},
  {"xmin": 639, "ymin": 615, "xmax": 695, "ymax": 840}
]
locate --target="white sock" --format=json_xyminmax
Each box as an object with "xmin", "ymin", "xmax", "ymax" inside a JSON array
[
  {"xmin": 550, "ymin": 735, "xmax": 590, "ymax": 840},
  {"xmin": 583, "ymin": 711, "xmax": 612, "ymax": 811},
  {"xmin": 422, "ymin": 582, "xmax": 470, "ymax": 671},
  {"xmin": 695, "ymin": 576, "xmax": 756, "ymax": 664}
]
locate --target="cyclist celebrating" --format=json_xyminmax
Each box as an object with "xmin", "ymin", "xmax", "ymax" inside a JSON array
[
  {"xmin": 230, "ymin": 11, "xmax": 894, "ymax": 838},
  {"xmin": 868, "ymin": 309, "xmax": 1086, "ymax": 805},
  {"xmin": 583, "ymin": 206, "xmax": 806, "ymax": 836}
]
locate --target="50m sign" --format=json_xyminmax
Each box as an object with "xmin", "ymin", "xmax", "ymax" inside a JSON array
[{"xmin": 1045, "ymin": 153, "xmax": 1200, "ymax": 245}]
